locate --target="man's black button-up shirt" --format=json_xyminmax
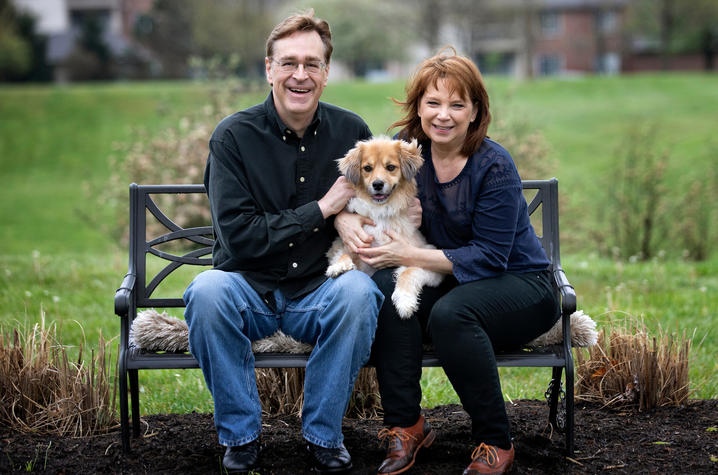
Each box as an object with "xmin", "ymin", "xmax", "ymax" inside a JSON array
[{"xmin": 204, "ymin": 93, "xmax": 371, "ymax": 308}]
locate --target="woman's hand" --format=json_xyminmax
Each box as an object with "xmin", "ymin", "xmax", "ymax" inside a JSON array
[
  {"xmin": 334, "ymin": 210, "xmax": 375, "ymax": 253},
  {"xmin": 355, "ymin": 229, "xmax": 415, "ymax": 269}
]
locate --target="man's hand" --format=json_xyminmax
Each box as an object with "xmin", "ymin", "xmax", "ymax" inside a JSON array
[
  {"xmin": 318, "ymin": 176, "xmax": 355, "ymax": 218},
  {"xmin": 408, "ymin": 198, "xmax": 422, "ymax": 229},
  {"xmin": 335, "ymin": 210, "xmax": 375, "ymax": 253}
]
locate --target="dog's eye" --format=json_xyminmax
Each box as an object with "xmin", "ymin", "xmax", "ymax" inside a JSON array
[
  {"xmin": 386, "ymin": 165, "xmax": 397, "ymax": 171},
  {"xmin": 363, "ymin": 165, "xmax": 373, "ymax": 172}
]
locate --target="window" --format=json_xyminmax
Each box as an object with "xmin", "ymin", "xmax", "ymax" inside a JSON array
[
  {"xmin": 538, "ymin": 55, "xmax": 561, "ymax": 76},
  {"xmin": 597, "ymin": 10, "xmax": 617, "ymax": 33},
  {"xmin": 539, "ymin": 11, "xmax": 561, "ymax": 35},
  {"xmin": 597, "ymin": 53, "xmax": 621, "ymax": 74}
]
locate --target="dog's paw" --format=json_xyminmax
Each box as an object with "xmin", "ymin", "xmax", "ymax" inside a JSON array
[
  {"xmin": 391, "ymin": 289, "xmax": 419, "ymax": 319},
  {"xmin": 326, "ymin": 258, "xmax": 355, "ymax": 278}
]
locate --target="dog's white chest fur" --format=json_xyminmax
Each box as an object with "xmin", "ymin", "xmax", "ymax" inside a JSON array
[{"xmin": 347, "ymin": 197, "xmax": 416, "ymax": 248}]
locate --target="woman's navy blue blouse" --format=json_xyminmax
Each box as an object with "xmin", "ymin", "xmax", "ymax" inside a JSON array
[{"xmin": 416, "ymin": 138, "xmax": 550, "ymax": 283}]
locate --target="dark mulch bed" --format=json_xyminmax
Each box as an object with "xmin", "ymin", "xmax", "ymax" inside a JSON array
[{"xmin": 2, "ymin": 399, "xmax": 717, "ymax": 474}]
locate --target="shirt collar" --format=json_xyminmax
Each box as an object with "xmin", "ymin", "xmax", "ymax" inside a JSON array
[{"xmin": 264, "ymin": 92, "xmax": 323, "ymax": 139}]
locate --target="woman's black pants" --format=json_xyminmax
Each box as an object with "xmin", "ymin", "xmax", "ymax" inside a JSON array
[{"xmin": 370, "ymin": 268, "xmax": 559, "ymax": 450}]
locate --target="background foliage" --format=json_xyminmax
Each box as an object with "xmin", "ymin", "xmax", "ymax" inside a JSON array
[{"xmin": 5, "ymin": 0, "xmax": 717, "ymax": 83}]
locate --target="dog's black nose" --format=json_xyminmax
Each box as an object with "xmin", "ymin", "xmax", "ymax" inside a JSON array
[{"xmin": 372, "ymin": 180, "xmax": 384, "ymax": 191}]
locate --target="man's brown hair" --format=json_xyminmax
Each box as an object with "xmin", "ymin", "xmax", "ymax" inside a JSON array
[{"xmin": 266, "ymin": 9, "xmax": 333, "ymax": 63}]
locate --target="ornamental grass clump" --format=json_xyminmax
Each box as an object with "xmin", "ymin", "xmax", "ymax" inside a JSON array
[
  {"xmin": 575, "ymin": 317, "xmax": 692, "ymax": 410},
  {"xmin": 255, "ymin": 367, "xmax": 381, "ymax": 419},
  {"xmin": 0, "ymin": 315, "xmax": 117, "ymax": 436}
]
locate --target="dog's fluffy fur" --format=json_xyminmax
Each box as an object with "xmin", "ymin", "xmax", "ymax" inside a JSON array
[{"xmin": 326, "ymin": 136, "xmax": 443, "ymax": 319}]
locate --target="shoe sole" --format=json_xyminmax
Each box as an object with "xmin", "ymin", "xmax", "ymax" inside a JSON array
[
  {"xmin": 382, "ymin": 428, "xmax": 436, "ymax": 475},
  {"xmin": 312, "ymin": 462, "xmax": 353, "ymax": 474}
]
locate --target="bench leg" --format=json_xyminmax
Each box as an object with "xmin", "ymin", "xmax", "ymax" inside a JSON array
[
  {"xmin": 565, "ymin": 356, "xmax": 575, "ymax": 456},
  {"xmin": 129, "ymin": 369, "xmax": 141, "ymax": 438},
  {"xmin": 545, "ymin": 365, "xmax": 575, "ymax": 456},
  {"xmin": 119, "ymin": 360, "xmax": 131, "ymax": 454},
  {"xmin": 546, "ymin": 366, "xmax": 564, "ymax": 431}
]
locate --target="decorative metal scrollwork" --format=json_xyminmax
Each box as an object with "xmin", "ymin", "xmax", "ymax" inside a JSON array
[
  {"xmin": 545, "ymin": 378, "xmax": 567, "ymax": 432},
  {"xmin": 143, "ymin": 194, "xmax": 214, "ymax": 298}
]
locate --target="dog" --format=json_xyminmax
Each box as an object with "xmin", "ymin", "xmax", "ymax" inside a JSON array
[{"xmin": 326, "ymin": 136, "xmax": 443, "ymax": 319}]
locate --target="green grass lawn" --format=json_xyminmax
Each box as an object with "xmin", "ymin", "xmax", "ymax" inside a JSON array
[{"xmin": 0, "ymin": 74, "xmax": 716, "ymax": 417}]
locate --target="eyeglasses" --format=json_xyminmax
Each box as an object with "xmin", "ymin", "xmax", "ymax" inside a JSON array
[{"xmin": 272, "ymin": 59, "xmax": 327, "ymax": 75}]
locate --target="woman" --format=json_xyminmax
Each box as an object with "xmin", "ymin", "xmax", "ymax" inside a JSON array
[{"xmin": 337, "ymin": 48, "xmax": 559, "ymax": 474}]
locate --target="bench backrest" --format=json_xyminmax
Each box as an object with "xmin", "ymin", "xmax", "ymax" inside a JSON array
[{"xmin": 127, "ymin": 179, "xmax": 561, "ymax": 312}]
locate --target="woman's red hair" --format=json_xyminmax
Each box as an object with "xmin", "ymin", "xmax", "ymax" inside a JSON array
[{"xmin": 390, "ymin": 47, "xmax": 491, "ymax": 157}]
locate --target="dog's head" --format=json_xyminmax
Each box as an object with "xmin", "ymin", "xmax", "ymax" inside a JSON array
[{"xmin": 337, "ymin": 137, "xmax": 423, "ymax": 205}]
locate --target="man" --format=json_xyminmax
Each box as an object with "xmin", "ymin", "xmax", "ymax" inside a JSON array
[{"xmin": 183, "ymin": 10, "xmax": 382, "ymax": 474}]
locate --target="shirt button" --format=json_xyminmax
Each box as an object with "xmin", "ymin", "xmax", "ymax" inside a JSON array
[
  {"xmin": 286, "ymin": 129, "xmax": 291, "ymax": 134},
  {"xmin": 314, "ymin": 130, "xmax": 317, "ymax": 135},
  {"xmin": 300, "ymin": 146, "xmax": 306, "ymax": 152},
  {"xmin": 282, "ymin": 136, "xmax": 286, "ymax": 141},
  {"xmin": 313, "ymin": 227, "xmax": 319, "ymax": 232},
  {"xmin": 299, "ymin": 176, "xmax": 305, "ymax": 183},
  {"xmin": 289, "ymin": 242, "xmax": 294, "ymax": 247},
  {"xmin": 292, "ymin": 262, "xmax": 298, "ymax": 268}
]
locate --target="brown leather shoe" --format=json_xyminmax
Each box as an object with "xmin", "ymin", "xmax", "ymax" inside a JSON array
[
  {"xmin": 463, "ymin": 443, "xmax": 514, "ymax": 475},
  {"xmin": 377, "ymin": 414, "xmax": 436, "ymax": 474}
]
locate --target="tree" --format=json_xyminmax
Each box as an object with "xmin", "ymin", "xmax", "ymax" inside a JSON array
[
  {"xmin": 289, "ymin": 0, "xmax": 418, "ymax": 77},
  {"xmin": 134, "ymin": 0, "xmax": 194, "ymax": 78},
  {"xmin": 14, "ymin": 10, "xmax": 50, "ymax": 81},
  {"xmin": 0, "ymin": 0, "xmax": 33, "ymax": 81},
  {"xmin": 135, "ymin": 0, "xmax": 273, "ymax": 78},
  {"xmin": 191, "ymin": 0, "xmax": 273, "ymax": 77},
  {"xmin": 627, "ymin": 0, "xmax": 718, "ymax": 70}
]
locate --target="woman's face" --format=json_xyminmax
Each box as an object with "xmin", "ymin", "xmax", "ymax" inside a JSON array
[{"xmin": 418, "ymin": 78, "xmax": 477, "ymax": 151}]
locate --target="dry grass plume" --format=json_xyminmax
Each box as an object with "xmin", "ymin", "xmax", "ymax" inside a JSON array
[
  {"xmin": 575, "ymin": 316, "xmax": 692, "ymax": 409},
  {"xmin": 256, "ymin": 367, "xmax": 381, "ymax": 419},
  {"xmin": 0, "ymin": 313, "xmax": 118, "ymax": 436}
]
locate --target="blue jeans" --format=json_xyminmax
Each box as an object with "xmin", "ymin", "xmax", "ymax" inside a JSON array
[{"xmin": 183, "ymin": 269, "xmax": 381, "ymax": 448}]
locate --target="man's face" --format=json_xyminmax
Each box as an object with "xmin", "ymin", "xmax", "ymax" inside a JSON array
[{"xmin": 266, "ymin": 30, "xmax": 329, "ymax": 125}]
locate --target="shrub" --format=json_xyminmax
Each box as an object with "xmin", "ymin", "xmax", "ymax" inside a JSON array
[
  {"xmin": 0, "ymin": 315, "xmax": 117, "ymax": 436},
  {"xmin": 673, "ymin": 172, "xmax": 718, "ymax": 261},
  {"xmin": 599, "ymin": 125, "xmax": 669, "ymax": 260},
  {"xmin": 96, "ymin": 79, "xmax": 261, "ymax": 246},
  {"xmin": 255, "ymin": 367, "xmax": 381, "ymax": 419},
  {"xmin": 575, "ymin": 317, "xmax": 692, "ymax": 409},
  {"xmin": 490, "ymin": 114, "xmax": 556, "ymax": 180},
  {"xmin": 592, "ymin": 125, "xmax": 716, "ymax": 261}
]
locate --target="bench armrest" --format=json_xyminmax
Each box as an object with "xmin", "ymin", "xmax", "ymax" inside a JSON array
[
  {"xmin": 115, "ymin": 272, "xmax": 136, "ymax": 317},
  {"xmin": 553, "ymin": 266, "xmax": 576, "ymax": 317},
  {"xmin": 553, "ymin": 266, "xmax": 576, "ymax": 348}
]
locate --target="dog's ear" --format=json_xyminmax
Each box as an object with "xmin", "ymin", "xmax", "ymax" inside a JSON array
[
  {"xmin": 398, "ymin": 139, "xmax": 424, "ymax": 180},
  {"xmin": 337, "ymin": 143, "xmax": 362, "ymax": 185}
]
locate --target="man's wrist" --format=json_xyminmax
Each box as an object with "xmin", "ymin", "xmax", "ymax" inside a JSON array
[{"xmin": 317, "ymin": 198, "xmax": 331, "ymax": 219}]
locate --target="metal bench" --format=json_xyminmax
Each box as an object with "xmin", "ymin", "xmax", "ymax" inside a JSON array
[{"xmin": 114, "ymin": 179, "xmax": 577, "ymax": 455}]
